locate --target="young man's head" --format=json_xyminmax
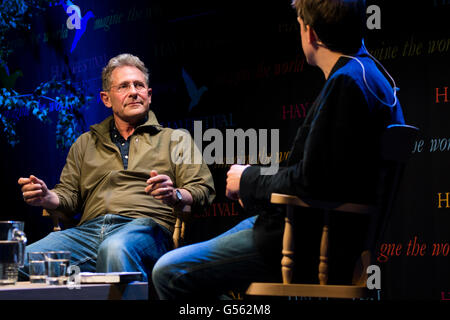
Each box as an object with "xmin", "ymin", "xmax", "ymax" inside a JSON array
[
  {"xmin": 292, "ymin": 0, "xmax": 366, "ymax": 55},
  {"xmin": 100, "ymin": 54, "xmax": 152, "ymax": 126}
]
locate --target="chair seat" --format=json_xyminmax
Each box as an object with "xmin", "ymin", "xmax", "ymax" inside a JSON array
[{"xmin": 246, "ymin": 282, "xmax": 367, "ymax": 299}]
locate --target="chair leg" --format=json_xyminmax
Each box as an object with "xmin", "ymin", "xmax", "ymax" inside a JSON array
[
  {"xmin": 319, "ymin": 224, "xmax": 329, "ymax": 285},
  {"xmin": 281, "ymin": 205, "xmax": 295, "ymax": 284}
]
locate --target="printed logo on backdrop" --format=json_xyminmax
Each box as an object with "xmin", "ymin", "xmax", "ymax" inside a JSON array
[
  {"xmin": 182, "ymin": 68, "xmax": 208, "ymax": 112},
  {"xmin": 160, "ymin": 67, "xmax": 236, "ymax": 149}
]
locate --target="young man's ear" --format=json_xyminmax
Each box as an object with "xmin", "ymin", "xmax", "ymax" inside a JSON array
[
  {"xmin": 100, "ymin": 91, "xmax": 112, "ymax": 108},
  {"xmin": 297, "ymin": 17, "xmax": 316, "ymax": 45},
  {"xmin": 309, "ymin": 28, "xmax": 327, "ymax": 49}
]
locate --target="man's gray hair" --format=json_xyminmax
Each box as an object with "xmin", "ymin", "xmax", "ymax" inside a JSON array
[{"xmin": 101, "ymin": 53, "xmax": 150, "ymax": 91}]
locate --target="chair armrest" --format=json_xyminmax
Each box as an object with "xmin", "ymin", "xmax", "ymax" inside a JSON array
[
  {"xmin": 42, "ymin": 209, "xmax": 50, "ymax": 217},
  {"xmin": 172, "ymin": 205, "xmax": 191, "ymax": 249},
  {"xmin": 173, "ymin": 204, "xmax": 192, "ymax": 220},
  {"xmin": 42, "ymin": 209, "xmax": 62, "ymax": 231},
  {"xmin": 270, "ymin": 193, "xmax": 376, "ymax": 215}
]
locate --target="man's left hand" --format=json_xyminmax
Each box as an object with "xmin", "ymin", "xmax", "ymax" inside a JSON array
[
  {"xmin": 225, "ymin": 164, "xmax": 250, "ymax": 201},
  {"xmin": 145, "ymin": 170, "xmax": 177, "ymax": 206}
]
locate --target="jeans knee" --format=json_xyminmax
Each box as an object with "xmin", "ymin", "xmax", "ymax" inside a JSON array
[
  {"xmin": 97, "ymin": 238, "xmax": 129, "ymax": 263},
  {"xmin": 152, "ymin": 257, "xmax": 168, "ymax": 284},
  {"xmin": 152, "ymin": 254, "xmax": 180, "ymax": 286}
]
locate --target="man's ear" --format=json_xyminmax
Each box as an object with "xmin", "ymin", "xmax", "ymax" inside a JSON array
[
  {"xmin": 301, "ymin": 23, "xmax": 316, "ymax": 46},
  {"xmin": 310, "ymin": 28, "xmax": 324, "ymax": 48},
  {"xmin": 100, "ymin": 91, "xmax": 112, "ymax": 108},
  {"xmin": 147, "ymin": 88, "xmax": 152, "ymax": 104}
]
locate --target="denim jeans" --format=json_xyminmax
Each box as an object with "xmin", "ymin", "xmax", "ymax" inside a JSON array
[
  {"xmin": 151, "ymin": 215, "xmax": 279, "ymax": 299},
  {"xmin": 19, "ymin": 214, "xmax": 172, "ymax": 282}
]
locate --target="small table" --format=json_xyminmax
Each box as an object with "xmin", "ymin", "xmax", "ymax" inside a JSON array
[{"xmin": 0, "ymin": 281, "xmax": 148, "ymax": 300}]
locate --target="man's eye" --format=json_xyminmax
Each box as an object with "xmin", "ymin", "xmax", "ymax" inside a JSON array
[{"xmin": 135, "ymin": 83, "xmax": 145, "ymax": 89}]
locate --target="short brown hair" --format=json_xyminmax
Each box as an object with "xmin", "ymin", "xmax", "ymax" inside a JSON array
[
  {"xmin": 101, "ymin": 54, "xmax": 150, "ymax": 91},
  {"xmin": 292, "ymin": 0, "xmax": 366, "ymax": 54}
]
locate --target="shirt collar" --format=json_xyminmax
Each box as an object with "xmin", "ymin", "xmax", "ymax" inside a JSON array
[
  {"xmin": 90, "ymin": 110, "xmax": 162, "ymax": 142},
  {"xmin": 109, "ymin": 113, "xmax": 149, "ymax": 141}
]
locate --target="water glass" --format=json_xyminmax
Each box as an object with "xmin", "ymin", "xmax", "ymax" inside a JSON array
[
  {"xmin": 45, "ymin": 251, "xmax": 70, "ymax": 285},
  {"xmin": 28, "ymin": 252, "xmax": 47, "ymax": 284}
]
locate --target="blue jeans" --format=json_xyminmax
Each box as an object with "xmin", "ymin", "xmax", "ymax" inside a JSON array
[
  {"xmin": 19, "ymin": 214, "xmax": 172, "ymax": 282},
  {"xmin": 151, "ymin": 216, "xmax": 279, "ymax": 299}
]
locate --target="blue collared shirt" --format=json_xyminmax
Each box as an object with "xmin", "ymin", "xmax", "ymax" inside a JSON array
[{"xmin": 110, "ymin": 122, "xmax": 130, "ymax": 170}]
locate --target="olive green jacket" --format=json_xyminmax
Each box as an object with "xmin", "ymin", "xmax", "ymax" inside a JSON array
[{"xmin": 50, "ymin": 110, "xmax": 215, "ymax": 232}]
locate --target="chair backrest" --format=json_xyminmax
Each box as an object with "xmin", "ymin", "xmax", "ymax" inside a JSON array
[
  {"xmin": 381, "ymin": 124, "xmax": 419, "ymax": 162},
  {"xmin": 351, "ymin": 124, "xmax": 419, "ymax": 285},
  {"xmin": 367, "ymin": 124, "xmax": 419, "ymax": 253}
]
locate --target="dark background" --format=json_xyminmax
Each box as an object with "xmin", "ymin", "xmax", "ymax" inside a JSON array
[{"xmin": 0, "ymin": 0, "xmax": 448, "ymax": 300}]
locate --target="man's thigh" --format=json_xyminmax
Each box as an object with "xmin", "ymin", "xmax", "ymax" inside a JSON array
[{"xmin": 101, "ymin": 217, "xmax": 173, "ymax": 263}]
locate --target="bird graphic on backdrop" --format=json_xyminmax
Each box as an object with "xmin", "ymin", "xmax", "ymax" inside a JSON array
[{"xmin": 182, "ymin": 68, "xmax": 208, "ymax": 112}]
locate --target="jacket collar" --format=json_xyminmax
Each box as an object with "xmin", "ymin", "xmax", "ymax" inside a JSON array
[
  {"xmin": 328, "ymin": 46, "xmax": 367, "ymax": 79},
  {"xmin": 90, "ymin": 110, "xmax": 162, "ymax": 141}
]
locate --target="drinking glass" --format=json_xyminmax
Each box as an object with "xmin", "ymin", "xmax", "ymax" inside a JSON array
[
  {"xmin": 28, "ymin": 252, "xmax": 47, "ymax": 284},
  {"xmin": 45, "ymin": 251, "xmax": 71, "ymax": 285}
]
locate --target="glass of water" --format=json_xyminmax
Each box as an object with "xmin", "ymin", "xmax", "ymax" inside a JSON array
[
  {"xmin": 28, "ymin": 252, "xmax": 47, "ymax": 284},
  {"xmin": 44, "ymin": 251, "xmax": 71, "ymax": 285}
]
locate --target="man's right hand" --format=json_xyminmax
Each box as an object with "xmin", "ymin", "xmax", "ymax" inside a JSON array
[{"xmin": 18, "ymin": 175, "xmax": 59, "ymax": 209}]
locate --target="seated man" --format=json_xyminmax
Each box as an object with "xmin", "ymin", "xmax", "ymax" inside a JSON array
[
  {"xmin": 151, "ymin": 0, "xmax": 405, "ymax": 299},
  {"xmin": 18, "ymin": 53, "xmax": 215, "ymax": 281}
]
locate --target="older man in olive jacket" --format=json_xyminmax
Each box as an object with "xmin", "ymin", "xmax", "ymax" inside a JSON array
[{"xmin": 18, "ymin": 54, "xmax": 215, "ymax": 281}]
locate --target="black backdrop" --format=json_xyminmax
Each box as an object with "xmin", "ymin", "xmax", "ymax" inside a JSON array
[{"xmin": 0, "ymin": 0, "xmax": 448, "ymax": 300}]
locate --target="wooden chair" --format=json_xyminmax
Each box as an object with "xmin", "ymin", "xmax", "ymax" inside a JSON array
[
  {"xmin": 246, "ymin": 124, "xmax": 419, "ymax": 299},
  {"xmin": 171, "ymin": 205, "xmax": 191, "ymax": 249},
  {"xmin": 43, "ymin": 205, "xmax": 191, "ymax": 249}
]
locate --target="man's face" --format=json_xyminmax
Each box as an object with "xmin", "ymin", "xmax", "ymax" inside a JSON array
[{"xmin": 101, "ymin": 66, "xmax": 152, "ymax": 125}]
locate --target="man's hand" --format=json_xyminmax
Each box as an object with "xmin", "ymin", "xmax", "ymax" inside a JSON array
[
  {"xmin": 225, "ymin": 164, "xmax": 250, "ymax": 202},
  {"xmin": 145, "ymin": 170, "xmax": 178, "ymax": 206},
  {"xmin": 17, "ymin": 175, "xmax": 59, "ymax": 209}
]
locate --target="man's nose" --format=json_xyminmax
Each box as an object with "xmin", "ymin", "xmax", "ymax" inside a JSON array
[{"xmin": 128, "ymin": 84, "xmax": 138, "ymax": 96}]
